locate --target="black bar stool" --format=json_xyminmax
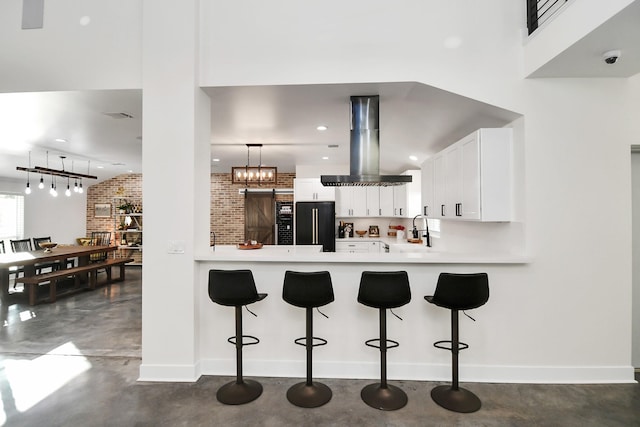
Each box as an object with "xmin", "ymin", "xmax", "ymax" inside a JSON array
[
  {"xmin": 424, "ymin": 272, "xmax": 489, "ymax": 413},
  {"xmin": 282, "ymin": 270, "xmax": 335, "ymax": 408},
  {"xmin": 357, "ymin": 271, "xmax": 411, "ymax": 411},
  {"xmin": 208, "ymin": 269, "xmax": 267, "ymax": 405}
]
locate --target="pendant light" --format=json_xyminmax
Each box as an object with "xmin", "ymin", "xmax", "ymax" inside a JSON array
[{"xmin": 24, "ymin": 151, "xmax": 32, "ymax": 194}]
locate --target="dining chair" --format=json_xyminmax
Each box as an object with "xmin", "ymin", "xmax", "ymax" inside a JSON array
[
  {"xmin": 90, "ymin": 232, "xmax": 111, "ymax": 258},
  {"xmin": 90, "ymin": 232, "xmax": 112, "ymax": 275},
  {"xmin": 8, "ymin": 239, "xmax": 32, "ymax": 288},
  {"xmin": 10, "ymin": 238, "xmax": 33, "ymax": 252}
]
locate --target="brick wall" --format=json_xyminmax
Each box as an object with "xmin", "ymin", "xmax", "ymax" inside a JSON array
[
  {"xmin": 86, "ymin": 174, "xmax": 143, "ymax": 264},
  {"xmin": 211, "ymin": 172, "xmax": 295, "ymax": 245},
  {"xmin": 86, "ymin": 172, "xmax": 296, "ymax": 260}
]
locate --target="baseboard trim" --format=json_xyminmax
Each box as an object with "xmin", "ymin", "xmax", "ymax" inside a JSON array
[
  {"xmin": 138, "ymin": 361, "xmax": 201, "ymax": 382},
  {"xmin": 198, "ymin": 359, "xmax": 635, "ymax": 384}
]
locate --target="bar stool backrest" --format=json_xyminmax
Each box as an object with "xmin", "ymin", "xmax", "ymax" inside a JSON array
[
  {"xmin": 10, "ymin": 238, "xmax": 33, "ymax": 253},
  {"xmin": 358, "ymin": 271, "xmax": 411, "ymax": 309},
  {"xmin": 208, "ymin": 269, "xmax": 266, "ymax": 306},
  {"xmin": 283, "ymin": 270, "xmax": 334, "ymax": 308},
  {"xmin": 430, "ymin": 273, "xmax": 489, "ymax": 310},
  {"xmin": 32, "ymin": 236, "xmax": 52, "ymax": 250}
]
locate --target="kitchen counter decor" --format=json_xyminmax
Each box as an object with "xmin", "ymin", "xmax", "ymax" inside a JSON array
[{"xmin": 236, "ymin": 241, "xmax": 263, "ymax": 250}]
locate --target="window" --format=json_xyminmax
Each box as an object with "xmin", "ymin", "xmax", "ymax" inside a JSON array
[{"xmin": 0, "ymin": 193, "xmax": 25, "ymax": 248}]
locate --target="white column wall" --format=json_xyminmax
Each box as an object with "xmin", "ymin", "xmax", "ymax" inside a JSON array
[{"xmin": 139, "ymin": 0, "xmax": 210, "ymax": 381}]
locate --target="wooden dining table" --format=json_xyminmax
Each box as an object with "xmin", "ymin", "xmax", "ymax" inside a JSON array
[{"xmin": 0, "ymin": 245, "xmax": 117, "ymax": 304}]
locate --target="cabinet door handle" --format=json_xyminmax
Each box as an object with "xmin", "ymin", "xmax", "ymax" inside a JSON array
[
  {"xmin": 441, "ymin": 204, "xmax": 445, "ymax": 216},
  {"xmin": 424, "ymin": 205, "xmax": 429, "ymax": 216},
  {"xmin": 455, "ymin": 203, "xmax": 462, "ymax": 217},
  {"xmin": 367, "ymin": 208, "xmax": 370, "ymax": 216},
  {"xmin": 400, "ymin": 208, "xmax": 403, "ymax": 216}
]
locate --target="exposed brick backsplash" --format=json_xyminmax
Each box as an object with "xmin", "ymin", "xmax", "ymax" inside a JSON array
[{"xmin": 86, "ymin": 172, "xmax": 296, "ymax": 261}]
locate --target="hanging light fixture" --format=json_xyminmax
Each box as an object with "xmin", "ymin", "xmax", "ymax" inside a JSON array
[
  {"xmin": 231, "ymin": 144, "xmax": 277, "ymax": 185},
  {"xmin": 16, "ymin": 150, "xmax": 97, "ymax": 192},
  {"xmin": 65, "ymin": 177, "xmax": 71, "ymax": 197}
]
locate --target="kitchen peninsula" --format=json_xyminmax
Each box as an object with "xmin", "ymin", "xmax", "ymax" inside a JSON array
[{"xmin": 194, "ymin": 245, "xmax": 528, "ymax": 384}]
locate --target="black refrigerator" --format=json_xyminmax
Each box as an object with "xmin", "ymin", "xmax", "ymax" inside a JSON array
[{"xmin": 295, "ymin": 202, "xmax": 336, "ymax": 252}]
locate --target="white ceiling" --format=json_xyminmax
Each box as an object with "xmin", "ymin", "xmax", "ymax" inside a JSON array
[
  {"xmin": 0, "ymin": 82, "xmax": 520, "ymax": 185},
  {"xmin": 1, "ymin": 3, "xmax": 638, "ymax": 186}
]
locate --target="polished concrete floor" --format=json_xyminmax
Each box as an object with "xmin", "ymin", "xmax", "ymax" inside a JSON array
[{"xmin": 1, "ymin": 268, "xmax": 639, "ymax": 426}]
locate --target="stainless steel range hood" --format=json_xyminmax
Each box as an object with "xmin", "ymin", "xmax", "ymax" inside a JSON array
[{"xmin": 321, "ymin": 95, "xmax": 411, "ymax": 187}]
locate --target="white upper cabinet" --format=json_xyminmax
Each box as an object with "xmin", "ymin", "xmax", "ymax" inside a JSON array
[
  {"xmin": 421, "ymin": 158, "xmax": 434, "ymax": 217},
  {"xmin": 423, "ymin": 128, "xmax": 512, "ymax": 222},
  {"xmin": 334, "ymin": 171, "xmax": 421, "ymax": 218},
  {"xmin": 366, "ymin": 187, "xmax": 381, "ymax": 216},
  {"xmin": 336, "ymin": 187, "xmax": 367, "ymax": 217},
  {"xmin": 294, "ymin": 178, "xmax": 335, "ymax": 202}
]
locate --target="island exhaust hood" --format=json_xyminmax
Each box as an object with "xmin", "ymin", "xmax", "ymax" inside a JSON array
[{"xmin": 321, "ymin": 95, "xmax": 411, "ymax": 187}]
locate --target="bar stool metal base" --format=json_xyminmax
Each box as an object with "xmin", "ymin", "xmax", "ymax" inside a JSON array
[
  {"xmin": 286, "ymin": 381, "xmax": 332, "ymax": 408},
  {"xmin": 361, "ymin": 383, "xmax": 408, "ymax": 411},
  {"xmin": 216, "ymin": 379, "xmax": 263, "ymax": 405},
  {"xmin": 431, "ymin": 385, "xmax": 481, "ymax": 413}
]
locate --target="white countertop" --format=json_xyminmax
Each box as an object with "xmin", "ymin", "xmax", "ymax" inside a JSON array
[{"xmin": 196, "ymin": 244, "xmax": 528, "ymax": 264}]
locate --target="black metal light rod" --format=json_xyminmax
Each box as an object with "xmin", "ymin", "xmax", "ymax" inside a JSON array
[{"xmin": 16, "ymin": 166, "xmax": 98, "ymax": 180}]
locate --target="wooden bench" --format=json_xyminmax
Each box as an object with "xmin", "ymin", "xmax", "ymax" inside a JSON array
[{"xmin": 15, "ymin": 258, "xmax": 134, "ymax": 305}]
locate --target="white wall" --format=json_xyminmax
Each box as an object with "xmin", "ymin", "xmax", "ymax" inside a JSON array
[
  {"xmin": 632, "ymin": 74, "xmax": 640, "ymax": 369},
  {"xmin": 0, "ymin": 178, "xmax": 86, "ymax": 246},
  {"xmin": 632, "ymin": 152, "xmax": 640, "ymax": 368},
  {"xmin": 1, "ymin": 0, "xmax": 637, "ymax": 382},
  {"xmin": 195, "ymin": 0, "xmax": 637, "ymax": 380},
  {"xmin": 0, "ymin": 0, "xmax": 142, "ymax": 92}
]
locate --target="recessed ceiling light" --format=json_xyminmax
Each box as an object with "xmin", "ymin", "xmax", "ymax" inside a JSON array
[
  {"xmin": 409, "ymin": 155, "xmax": 418, "ymax": 161},
  {"xmin": 212, "ymin": 158, "xmax": 220, "ymax": 162},
  {"xmin": 322, "ymin": 156, "xmax": 329, "ymax": 160},
  {"xmin": 317, "ymin": 125, "xmax": 328, "ymax": 131},
  {"xmin": 79, "ymin": 16, "xmax": 91, "ymax": 26},
  {"xmin": 97, "ymin": 165, "xmax": 104, "ymax": 169},
  {"xmin": 55, "ymin": 138, "xmax": 67, "ymax": 143},
  {"xmin": 128, "ymin": 170, "xmax": 133, "ymax": 173}
]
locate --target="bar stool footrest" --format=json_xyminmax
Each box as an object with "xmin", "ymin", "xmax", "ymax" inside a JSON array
[
  {"xmin": 433, "ymin": 340, "xmax": 469, "ymax": 351},
  {"xmin": 227, "ymin": 334, "xmax": 260, "ymax": 346},
  {"xmin": 294, "ymin": 336, "xmax": 327, "ymax": 347},
  {"xmin": 365, "ymin": 338, "xmax": 399, "ymax": 350}
]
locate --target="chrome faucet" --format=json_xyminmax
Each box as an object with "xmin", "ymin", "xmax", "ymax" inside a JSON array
[
  {"xmin": 412, "ymin": 214, "xmax": 431, "ymax": 247},
  {"xmin": 210, "ymin": 231, "xmax": 216, "ymax": 251}
]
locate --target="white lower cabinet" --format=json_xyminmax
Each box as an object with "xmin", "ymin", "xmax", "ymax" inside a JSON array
[{"xmin": 335, "ymin": 240, "xmax": 382, "ymax": 253}]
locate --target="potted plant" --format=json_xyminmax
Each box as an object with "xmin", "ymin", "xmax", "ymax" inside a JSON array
[{"xmin": 117, "ymin": 201, "xmax": 134, "ymax": 214}]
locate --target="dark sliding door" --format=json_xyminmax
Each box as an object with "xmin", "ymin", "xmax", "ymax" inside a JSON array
[{"xmin": 244, "ymin": 193, "xmax": 275, "ymax": 244}]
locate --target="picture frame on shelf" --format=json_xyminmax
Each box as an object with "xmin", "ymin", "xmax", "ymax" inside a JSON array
[{"xmin": 94, "ymin": 203, "xmax": 111, "ymax": 218}]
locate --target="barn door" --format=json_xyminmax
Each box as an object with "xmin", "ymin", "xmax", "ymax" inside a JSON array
[{"xmin": 244, "ymin": 192, "xmax": 275, "ymax": 244}]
